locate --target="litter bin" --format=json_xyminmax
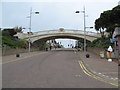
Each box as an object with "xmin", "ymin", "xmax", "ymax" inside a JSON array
[{"xmin": 100, "ymin": 51, "xmax": 104, "ymax": 59}]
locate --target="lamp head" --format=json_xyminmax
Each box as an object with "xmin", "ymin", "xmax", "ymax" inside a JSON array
[
  {"xmin": 35, "ymin": 12, "xmax": 39, "ymax": 14},
  {"xmin": 75, "ymin": 11, "xmax": 80, "ymax": 13}
]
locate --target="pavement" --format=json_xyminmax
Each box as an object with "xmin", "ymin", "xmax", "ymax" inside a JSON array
[
  {"xmin": 76, "ymin": 50, "xmax": 119, "ymax": 85},
  {"xmin": 1, "ymin": 51, "xmax": 46, "ymax": 64}
]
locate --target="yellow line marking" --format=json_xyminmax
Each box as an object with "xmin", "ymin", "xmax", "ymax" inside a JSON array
[
  {"xmin": 78, "ymin": 61, "xmax": 119, "ymax": 87},
  {"xmin": 81, "ymin": 61, "xmax": 119, "ymax": 87},
  {"xmin": 93, "ymin": 71, "xmax": 97, "ymax": 74},
  {"xmin": 1, "ymin": 52, "xmax": 47, "ymax": 64}
]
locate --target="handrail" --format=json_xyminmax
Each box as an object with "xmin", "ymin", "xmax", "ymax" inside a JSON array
[
  {"xmin": 20, "ymin": 29, "xmax": 100, "ymax": 39},
  {"xmin": 32, "ymin": 29, "xmax": 99, "ymax": 36}
]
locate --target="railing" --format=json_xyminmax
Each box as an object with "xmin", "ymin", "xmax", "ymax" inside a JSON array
[{"xmin": 32, "ymin": 29, "xmax": 100, "ymax": 37}]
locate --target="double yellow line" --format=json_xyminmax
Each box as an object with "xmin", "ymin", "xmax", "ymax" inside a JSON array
[
  {"xmin": 0, "ymin": 52, "xmax": 47, "ymax": 64},
  {"xmin": 78, "ymin": 60, "xmax": 119, "ymax": 87}
]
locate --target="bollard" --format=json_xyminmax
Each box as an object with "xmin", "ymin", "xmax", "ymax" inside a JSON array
[
  {"xmin": 108, "ymin": 51, "xmax": 112, "ymax": 62},
  {"xmin": 16, "ymin": 54, "xmax": 20, "ymax": 57},
  {"xmin": 107, "ymin": 46, "xmax": 113, "ymax": 62},
  {"xmin": 86, "ymin": 54, "xmax": 90, "ymax": 58}
]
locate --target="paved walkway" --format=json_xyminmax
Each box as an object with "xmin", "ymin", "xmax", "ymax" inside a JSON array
[
  {"xmin": 78, "ymin": 51, "xmax": 119, "ymax": 83},
  {"xmin": 2, "ymin": 51, "xmax": 46, "ymax": 63}
]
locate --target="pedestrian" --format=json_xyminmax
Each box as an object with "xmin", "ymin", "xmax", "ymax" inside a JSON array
[
  {"xmin": 107, "ymin": 46, "xmax": 113, "ymax": 62},
  {"xmin": 45, "ymin": 46, "xmax": 48, "ymax": 51},
  {"xmin": 55, "ymin": 46, "xmax": 56, "ymax": 50},
  {"xmin": 50, "ymin": 46, "xmax": 52, "ymax": 50}
]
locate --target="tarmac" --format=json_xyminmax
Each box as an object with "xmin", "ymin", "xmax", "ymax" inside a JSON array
[{"xmin": 1, "ymin": 49, "xmax": 119, "ymax": 86}]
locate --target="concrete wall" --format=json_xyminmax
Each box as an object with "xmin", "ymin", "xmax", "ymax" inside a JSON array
[
  {"xmin": 88, "ymin": 47, "xmax": 116, "ymax": 59},
  {"xmin": 2, "ymin": 47, "xmax": 40, "ymax": 56},
  {"xmin": 88, "ymin": 47, "xmax": 104, "ymax": 56}
]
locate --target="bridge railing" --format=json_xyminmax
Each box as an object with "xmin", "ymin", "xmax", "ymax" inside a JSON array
[{"xmin": 33, "ymin": 29, "xmax": 100, "ymax": 36}]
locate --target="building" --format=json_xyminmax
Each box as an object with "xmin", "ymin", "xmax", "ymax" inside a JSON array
[{"xmin": 46, "ymin": 39, "xmax": 62, "ymax": 49}]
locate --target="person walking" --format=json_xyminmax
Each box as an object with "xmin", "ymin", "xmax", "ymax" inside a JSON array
[{"xmin": 50, "ymin": 46, "xmax": 52, "ymax": 50}]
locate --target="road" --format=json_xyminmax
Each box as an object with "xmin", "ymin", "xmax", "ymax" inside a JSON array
[{"xmin": 2, "ymin": 49, "xmax": 117, "ymax": 88}]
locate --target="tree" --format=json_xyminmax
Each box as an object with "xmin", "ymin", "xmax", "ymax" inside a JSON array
[
  {"xmin": 95, "ymin": 5, "xmax": 120, "ymax": 38},
  {"xmin": 95, "ymin": 18, "xmax": 106, "ymax": 38},
  {"xmin": 111, "ymin": 5, "xmax": 120, "ymax": 25},
  {"xmin": 2, "ymin": 28, "xmax": 17, "ymax": 36},
  {"xmin": 2, "ymin": 26, "xmax": 23, "ymax": 36},
  {"xmin": 14, "ymin": 26, "xmax": 23, "ymax": 33},
  {"xmin": 106, "ymin": 5, "xmax": 120, "ymax": 35}
]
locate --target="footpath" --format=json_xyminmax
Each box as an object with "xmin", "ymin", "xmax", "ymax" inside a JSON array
[
  {"xmin": 1, "ymin": 51, "xmax": 46, "ymax": 64},
  {"xmin": 78, "ymin": 51, "xmax": 119, "ymax": 86}
]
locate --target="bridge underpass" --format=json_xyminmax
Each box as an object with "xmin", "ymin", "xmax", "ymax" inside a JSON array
[{"xmin": 32, "ymin": 35, "xmax": 91, "ymax": 49}]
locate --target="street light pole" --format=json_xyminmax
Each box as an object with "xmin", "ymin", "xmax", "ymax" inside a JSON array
[
  {"xmin": 28, "ymin": 8, "xmax": 32, "ymax": 53},
  {"xmin": 75, "ymin": 7, "xmax": 93, "ymax": 55},
  {"xmin": 83, "ymin": 6, "xmax": 86, "ymax": 53},
  {"xmin": 75, "ymin": 6, "xmax": 86, "ymax": 53},
  {"xmin": 29, "ymin": 8, "xmax": 32, "ymax": 33},
  {"xmin": 28, "ymin": 8, "xmax": 39, "ymax": 53}
]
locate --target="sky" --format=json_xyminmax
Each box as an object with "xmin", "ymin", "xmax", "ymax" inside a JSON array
[{"xmin": 1, "ymin": 0, "xmax": 120, "ymax": 48}]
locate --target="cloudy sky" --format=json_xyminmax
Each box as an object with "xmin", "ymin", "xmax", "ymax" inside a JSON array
[{"xmin": 1, "ymin": 0, "xmax": 120, "ymax": 48}]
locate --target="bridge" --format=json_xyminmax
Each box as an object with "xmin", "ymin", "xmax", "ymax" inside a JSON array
[{"xmin": 15, "ymin": 29, "xmax": 101, "ymax": 43}]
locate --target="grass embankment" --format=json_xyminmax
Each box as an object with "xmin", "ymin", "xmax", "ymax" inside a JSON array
[
  {"xmin": 1, "ymin": 36, "xmax": 28, "ymax": 48},
  {"xmin": 87, "ymin": 37, "xmax": 112, "ymax": 49}
]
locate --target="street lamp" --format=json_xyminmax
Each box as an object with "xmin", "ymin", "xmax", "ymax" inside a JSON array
[
  {"xmin": 75, "ymin": 7, "xmax": 93, "ymax": 54},
  {"xmin": 75, "ymin": 7, "xmax": 86, "ymax": 53},
  {"xmin": 27, "ymin": 8, "xmax": 39, "ymax": 52}
]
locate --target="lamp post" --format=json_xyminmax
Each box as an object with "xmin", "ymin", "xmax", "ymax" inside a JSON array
[
  {"xmin": 27, "ymin": 8, "xmax": 39, "ymax": 52},
  {"xmin": 75, "ymin": 7, "xmax": 86, "ymax": 53},
  {"xmin": 75, "ymin": 7, "xmax": 93, "ymax": 54}
]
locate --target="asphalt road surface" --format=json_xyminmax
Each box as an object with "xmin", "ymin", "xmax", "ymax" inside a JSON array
[{"xmin": 2, "ymin": 49, "xmax": 117, "ymax": 88}]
